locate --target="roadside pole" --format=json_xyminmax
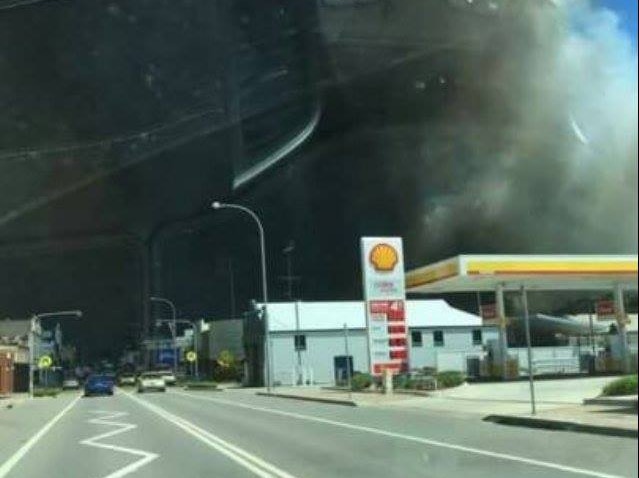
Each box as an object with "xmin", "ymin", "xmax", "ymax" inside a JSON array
[
  {"xmin": 193, "ymin": 325, "xmax": 199, "ymax": 380},
  {"xmin": 496, "ymin": 284, "xmax": 509, "ymax": 380},
  {"xmin": 614, "ymin": 284, "xmax": 630, "ymax": 374},
  {"xmin": 521, "ymin": 286, "xmax": 536, "ymax": 415},
  {"xmin": 28, "ymin": 317, "xmax": 35, "ymax": 398},
  {"xmin": 343, "ymin": 323, "xmax": 352, "ymax": 400},
  {"xmin": 589, "ymin": 305, "xmax": 596, "ymax": 357}
]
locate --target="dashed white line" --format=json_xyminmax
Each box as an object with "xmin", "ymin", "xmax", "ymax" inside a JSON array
[
  {"xmin": 0, "ymin": 394, "xmax": 82, "ymax": 478},
  {"xmin": 170, "ymin": 390, "xmax": 627, "ymax": 478},
  {"xmin": 123, "ymin": 391, "xmax": 298, "ymax": 478},
  {"xmin": 80, "ymin": 410, "xmax": 159, "ymax": 478}
]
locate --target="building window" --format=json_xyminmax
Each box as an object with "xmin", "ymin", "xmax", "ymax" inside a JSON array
[
  {"xmin": 294, "ymin": 334, "xmax": 306, "ymax": 351},
  {"xmin": 433, "ymin": 330, "xmax": 444, "ymax": 347},
  {"xmin": 411, "ymin": 331, "xmax": 423, "ymax": 347},
  {"xmin": 472, "ymin": 329, "xmax": 483, "ymax": 345}
]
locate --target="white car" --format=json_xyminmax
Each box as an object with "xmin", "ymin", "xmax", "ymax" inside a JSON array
[
  {"xmin": 118, "ymin": 374, "xmax": 136, "ymax": 386},
  {"xmin": 158, "ymin": 370, "xmax": 177, "ymax": 386},
  {"xmin": 62, "ymin": 378, "xmax": 80, "ymax": 390},
  {"xmin": 137, "ymin": 372, "xmax": 166, "ymax": 393}
]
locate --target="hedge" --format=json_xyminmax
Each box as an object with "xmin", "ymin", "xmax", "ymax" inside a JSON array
[
  {"xmin": 602, "ymin": 375, "xmax": 638, "ymax": 397},
  {"xmin": 33, "ymin": 387, "xmax": 61, "ymax": 398},
  {"xmin": 435, "ymin": 371, "xmax": 466, "ymax": 389},
  {"xmin": 351, "ymin": 372, "xmax": 373, "ymax": 391}
]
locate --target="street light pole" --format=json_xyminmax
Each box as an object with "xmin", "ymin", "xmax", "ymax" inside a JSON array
[
  {"xmin": 150, "ymin": 296, "xmax": 178, "ymax": 374},
  {"xmin": 156, "ymin": 318, "xmax": 199, "ymax": 379},
  {"xmin": 29, "ymin": 310, "xmax": 82, "ymax": 398},
  {"xmin": 211, "ymin": 201, "xmax": 272, "ymax": 392}
]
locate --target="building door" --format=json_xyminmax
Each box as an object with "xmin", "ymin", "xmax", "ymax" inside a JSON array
[
  {"xmin": 333, "ymin": 355, "xmax": 353, "ymax": 386},
  {"xmin": 0, "ymin": 352, "xmax": 14, "ymax": 395}
]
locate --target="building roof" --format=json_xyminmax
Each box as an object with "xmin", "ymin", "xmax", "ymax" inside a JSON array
[
  {"xmin": 568, "ymin": 314, "xmax": 638, "ymax": 334},
  {"xmin": 0, "ymin": 319, "xmax": 30, "ymax": 340},
  {"xmin": 406, "ymin": 255, "xmax": 638, "ymax": 293},
  {"xmin": 517, "ymin": 314, "xmax": 609, "ymax": 336},
  {"xmin": 265, "ymin": 300, "xmax": 482, "ymax": 332}
]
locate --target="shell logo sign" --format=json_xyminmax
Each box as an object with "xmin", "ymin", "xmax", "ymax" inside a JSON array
[
  {"xmin": 361, "ymin": 237, "xmax": 407, "ymax": 377},
  {"xmin": 369, "ymin": 243, "xmax": 399, "ymax": 272}
]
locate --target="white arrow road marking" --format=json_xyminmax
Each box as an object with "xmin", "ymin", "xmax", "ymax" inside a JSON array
[
  {"xmin": 124, "ymin": 392, "xmax": 298, "ymax": 478},
  {"xmin": 80, "ymin": 411, "xmax": 159, "ymax": 478}
]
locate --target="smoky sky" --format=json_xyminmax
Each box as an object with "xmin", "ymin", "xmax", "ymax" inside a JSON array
[{"xmin": 1, "ymin": 0, "xmax": 637, "ymax": 361}]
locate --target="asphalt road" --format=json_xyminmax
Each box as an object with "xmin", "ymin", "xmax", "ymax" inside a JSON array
[{"xmin": 1, "ymin": 388, "xmax": 637, "ymax": 478}]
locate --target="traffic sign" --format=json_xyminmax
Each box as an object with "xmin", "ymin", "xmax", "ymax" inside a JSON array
[
  {"xmin": 185, "ymin": 351, "xmax": 197, "ymax": 363},
  {"xmin": 38, "ymin": 355, "xmax": 53, "ymax": 369}
]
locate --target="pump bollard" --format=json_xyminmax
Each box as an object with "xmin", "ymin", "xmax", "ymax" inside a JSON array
[{"xmin": 383, "ymin": 368, "xmax": 393, "ymax": 395}]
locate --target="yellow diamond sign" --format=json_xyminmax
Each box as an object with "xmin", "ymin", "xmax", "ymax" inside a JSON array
[{"xmin": 38, "ymin": 355, "xmax": 53, "ymax": 369}]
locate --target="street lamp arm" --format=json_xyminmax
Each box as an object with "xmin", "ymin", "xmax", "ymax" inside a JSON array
[
  {"xmin": 150, "ymin": 297, "xmax": 176, "ymax": 317},
  {"xmin": 28, "ymin": 309, "xmax": 82, "ymax": 399},
  {"xmin": 34, "ymin": 310, "xmax": 82, "ymax": 320},
  {"xmin": 211, "ymin": 202, "xmax": 264, "ymax": 239},
  {"xmin": 210, "ymin": 202, "xmax": 267, "ymax": 304}
]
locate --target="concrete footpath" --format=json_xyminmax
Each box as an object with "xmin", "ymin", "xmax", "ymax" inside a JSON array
[
  {"xmin": 0, "ymin": 393, "xmax": 28, "ymax": 409},
  {"xmin": 256, "ymin": 377, "xmax": 638, "ymax": 438},
  {"xmin": 256, "ymin": 387, "xmax": 416, "ymax": 407}
]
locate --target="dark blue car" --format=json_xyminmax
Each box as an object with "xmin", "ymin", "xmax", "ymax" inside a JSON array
[{"xmin": 84, "ymin": 375, "xmax": 115, "ymax": 397}]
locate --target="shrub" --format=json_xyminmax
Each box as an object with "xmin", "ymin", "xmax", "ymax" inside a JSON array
[
  {"xmin": 393, "ymin": 373, "xmax": 412, "ymax": 389},
  {"xmin": 435, "ymin": 371, "xmax": 465, "ymax": 389},
  {"xmin": 351, "ymin": 372, "xmax": 373, "ymax": 391},
  {"xmin": 213, "ymin": 350, "xmax": 242, "ymax": 382},
  {"xmin": 421, "ymin": 367, "xmax": 437, "ymax": 376},
  {"xmin": 602, "ymin": 375, "xmax": 638, "ymax": 396},
  {"xmin": 33, "ymin": 387, "xmax": 60, "ymax": 398}
]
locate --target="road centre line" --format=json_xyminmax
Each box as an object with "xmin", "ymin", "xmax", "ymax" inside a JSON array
[
  {"xmin": 80, "ymin": 410, "xmax": 159, "ymax": 478},
  {"xmin": 170, "ymin": 390, "xmax": 627, "ymax": 478},
  {"xmin": 0, "ymin": 394, "xmax": 82, "ymax": 478},
  {"xmin": 123, "ymin": 391, "xmax": 298, "ymax": 478}
]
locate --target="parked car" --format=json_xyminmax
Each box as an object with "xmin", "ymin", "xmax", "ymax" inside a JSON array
[
  {"xmin": 118, "ymin": 373, "xmax": 136, "ymax": 387},
  {"xmin": 62, "ymin": 377, "xmax": 80, "ymax": 390},
  {"xmin": 158, "ymin": 370, "xmax": 177, "ymax": 386},
  {"xmin": 84, "ymin": 375, "xmax": 115, "ymax": 397},
  {"xmin": 137, "ymin": 372, "xmax": 166, "ymax": 393}
]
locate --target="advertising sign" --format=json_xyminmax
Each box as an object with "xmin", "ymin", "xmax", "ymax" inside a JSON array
[
  {"xmin": 480, "ymin": 303, "xmax": 496, "ymax": 319},
  {"xmin": 596, "ymin": 300, "xmax": 616, "ymax": 321},
  {"xmin": 157, "ymin": 348, "xmax": 176, "ymax": 365},
  {"xmin": 479, "ymin": 303, "xmax": 502, "ymax": 326},
  {"xmin": 361, "ymin": 237, "xmax": 408, "ymax": 376}
]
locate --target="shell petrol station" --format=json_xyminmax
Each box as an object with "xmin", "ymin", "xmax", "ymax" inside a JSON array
[{"xmin": 405, "ymin": 255, "xmax": 639, "ymax": 378}]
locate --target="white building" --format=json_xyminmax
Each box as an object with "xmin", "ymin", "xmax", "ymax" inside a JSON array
[{"xmin": 266, "ymin": 300, "xmax": 499, "ymax": 385}]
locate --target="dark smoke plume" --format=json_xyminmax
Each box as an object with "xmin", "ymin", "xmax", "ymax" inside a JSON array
[{"xmin": 404, "ymin": 0, "xmax": 638, "ymax": 258}]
